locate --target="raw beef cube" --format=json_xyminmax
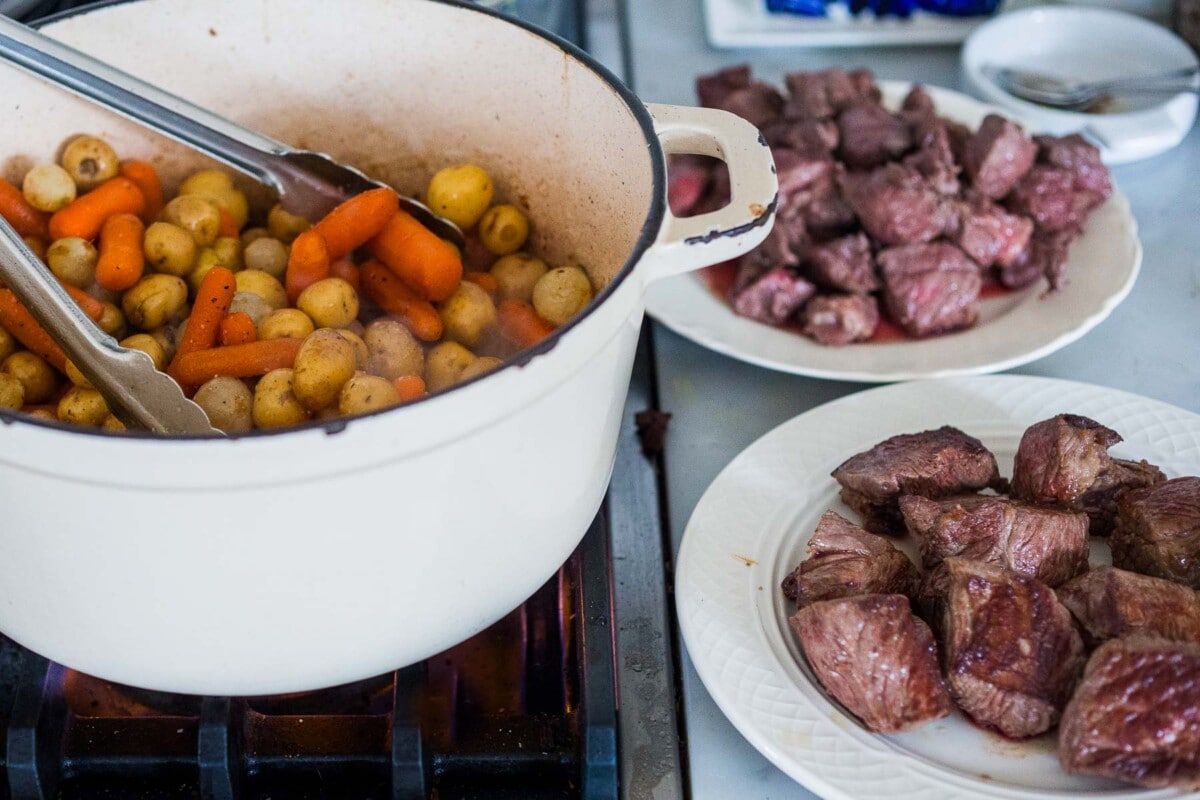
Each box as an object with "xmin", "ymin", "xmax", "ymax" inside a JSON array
[
  {"xmin": 1111, "ymin": 477, "xmax": 1200, "ymax": 589},
  {"xmin": 805, "ymin": 233, "xmax": 879, "ymax": 293},
  {"xmin": 1006, "ymin": 165, "xmax": 1104, "ymax": 234},
  {"xmin": 791, "ymin": 594, "xmax": 952, "ymax": 733},
  {"xmin": 1059, "ymin": 637, "xmax": 1200, "ymax": 788},
  {"xmin": 878, "ymin": 242, "xmax": 981, "ymax": 337},
  {"xmin": 802, "ymin": 294, "xmax": 879, "ymax": 345},
  {"xmin": 1035, "ymin": 133, "xmax": 1112, "ymax": 199},
  {"xmin": 837, "ymin": 103, "xmax": 912, "ymax": 169},
  {"xmin": 731, "ymin": 268, "xmax": 815, "ymax": 326},
  {"xmin": 954, "ymin": 194, "xmax": 1034, "ymax": 268},
  {"xmin": 781, "ymin": 510, "xmax": 920, "ymax": 605},
  {"xmin": 942, "ymin": 558, "xmax": 1085, "ymax": 739},
  {"xmin": 1057, "ymin": 566, "xmax": 1200, "ymax": 645},
  {"xmin": 963, "ymin": 113, "xmax": 1038, "ymax": 199},
  {"xmin": 696, "ymin": 64, "xmax": 751, "ymax": 109},
  {"xmin": 839, "ymin": 164, "xmax": 954, "ymax": 245}
]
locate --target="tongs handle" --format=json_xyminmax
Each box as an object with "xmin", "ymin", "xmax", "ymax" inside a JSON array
[{"xmin": 0, "ymin": 14, "xmax": 285, "ymax": 193}]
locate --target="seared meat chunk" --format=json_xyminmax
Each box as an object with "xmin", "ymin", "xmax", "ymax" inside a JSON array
[
  {"xmin": 900, "ymin": 84, "xmax": 935, "ymax": 116},
  {"xmin": 1034, "ymin": 133, "xmax": 1112, "ymax": 199},
  {"xmin": 904, "ymin": 116, "xmax": 961, "ymax": 196},
  {"xmin": 791, "ymin": 594, "xmax": 952, "ymax": 733},
  {"xmin": 802, "ymin": 294, "xmax": 879, "ymax": 345},
  {"xmin": 731, "ymin": 268, "xmax": 815, "ymax": 326},
  {"xmin": 805, "ymin": 233, "xmax": 879, "ymax": 293},
  {"xmin": 1075, "ymin": 458, "xmax": 1166, "ymax": 536},
  {"xmin": 784, "ymin": 68, "xmax": 880, "ymax": 120},
  {"xmin": 667, "ymin": 155, "xmax": 715, "ymax": 217},
  {"xmin": 781, "ymin": 510, "xmax": 920, "ymax": 605},
  {"xmin": 1007, "ymin": 165, "xmax": 1104, "ymax": 234},
  {"xmin": 839, "ymin": 164, "xmax": 953, "ymax": 244},
  {"xmin": 878, "ymin": 242, "xmax": 981, "ymax": 337},
  {"xmin": 720, "ymin": 82, "xmax": 786, "ymax": 128},
  {"xmin": 832, "ymin": 426, "xmax": 1001, "ymax": 535},
  {"xmin": 953, "ymin": 193, "xmax": 1033, "ymax": 269},
  {"xmin": 837, "ymin": 103, "xmax": 911, "ymax": 169},
  {"xmin": 900, "ymin": 495, "xmax": 1088, "ymax": 586},
  {"xmin": 942, "ymin": 558, "xmax": 1085, "ymax": 739},
  {"xmin": 762, "ymin": 116, "xmax": 839, "ymax": 156},
  {"xmin": 696, "ymin": 64, "xmax": 751, "ymax": 109},
  {"xmin": 998, "ymin": 229, "xmax": 1073, "ymax": 291},
  {"xmin": 1057, "ymin": 566, "xmax": 1200, "ymax": 645},
  {"xmin": 962, "ymin": 113, "xmax": 1037, "ymax": 199},
  {"xmin": 1059, "ymin": 637, "xmax": 1200, "ymax": 788},
  {"xmin": 1111, "ymin": 477, "xmax": 1200, "ymax": 589}
]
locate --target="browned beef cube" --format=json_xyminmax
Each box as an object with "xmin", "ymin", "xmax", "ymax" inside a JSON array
[
  {"xmin": 805, "ymin": 233, "xmax": 879, "ymax": 293},
  {"xmin": 839, "ymin": 164, "xmax": 954, "ymax": 245},
  {"xmin": 832, "ymin": 426, "xmax": 1001, "ymax": 535},
  {"xmin": 847, "ymin": 69, "xmax": 881, "ymax": 105},
  {"xmin": 903, "ymin": 117, "xmax": 961, "ymax": 196},
  {"xmin": 735, "ymin": 219, "xmax": 802, "ymax": 285},
  {"xmin": 721, "ymin": 82, "xmax": 786, "ymax": 129},
  {"xmin": 942, "ymin": 558, "xmax": 1085, "ymax": 739},
  {"xmin": 963, "ymin": 114, "xmax": 1038, "ymax": 199},
  {"xmin": 836, "ymin": 103, "xmax": 912, "ymax": 169},
  {"xmin": 1112, "ymin": 477, "xmax": 1200, "ymax": 589},
  {"xmin": 731, "ymin": 268, "xmax": 815, "ymax": 326},
  {"xmin": 762, "ymin": 117, "xmax": 839, "ymax": 157},
  {"xmin": 1075, "ymin": 458, "xmax": 1166, "ymax": 535},
  {"xmin": 1059, "ymin": 637, "xmax": 1200, "ymax": 788},
  {"xmin": 791, "ymin": 594, "xmax": 952, "ymax": 733},
  {"xmin": 802, "ymin": 294, "xmax": 879, "ymax": 346},
  {"xmin": 1007, "ymin": 165, "xmax": 1104, "ymax": 234},
  {"xmin": 954, "ymin": 194, "xmax": 1034, "ymax": 269},
  {"xmin": 900, "ymin": 495, "xmax": 1088, "ymax": 586},
  {"xmin": 1057, "ymin": 566, "xmax": 1200, "ymax": 645},
  {"xmin": 784, "ymin": 69, "xmax": 881, "ymax": 121},
  {"xmin": 667, "ymin": 154, "xmax": 715, "ymax": 217},
  {"xmin": 696, "ymin": 64, "xmax": 751, "ymax": 109},
  {"xmin": 998, "ymin": 229, "xmax": 1073, "ymax": 291},
  {"xmin": 782, "ymin": 510, "xmax": 920, "ymax": 605},
  {"xmin": 878, "ymin": 242, "xmax": 981, "ymax": 337},
  {"xmin": 1035, "ymin": 133, "xmax": 1113, "ymax": 199},
  {"xmin": 900, "ymin": 84, "xmax": 936, "ymax": 116}
]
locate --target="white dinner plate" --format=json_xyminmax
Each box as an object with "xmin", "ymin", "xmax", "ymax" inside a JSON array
[
  {"xmin": 675, "ymin": 375, "xmax": 1200, "ymax": 800},
  {"xmin": 645, "ymin": 83, "xmax": 1142, "ymax": 383}
]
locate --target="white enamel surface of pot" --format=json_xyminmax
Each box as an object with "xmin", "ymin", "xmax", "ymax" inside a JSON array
[{"xmin": 0, "ymin": 0, "xmax": 776, "ymax": 694}]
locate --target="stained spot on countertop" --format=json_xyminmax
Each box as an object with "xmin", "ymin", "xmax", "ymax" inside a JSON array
[
  {"xmin": 733, "ymin": 553, "xmax": 757, "ymax": 567},
  {"xmin": 980, "ymin": 773, "xmax": 993, "ymax": 781},
  {"xmin": 208, "ymin": 27, "xmax": 217, "ymax": 36}
]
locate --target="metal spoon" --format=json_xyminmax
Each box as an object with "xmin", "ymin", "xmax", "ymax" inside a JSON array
[
  {"xmin": 984, "ymin": 64, "xmax": 1200, "ymax": 111},
  {"xmin": 0, "ymin": 14, "xmax": 463, "ymax": 243},
  {"xmin": 0, "ymin": 219, "xmax": 219, "ymax": 436}
]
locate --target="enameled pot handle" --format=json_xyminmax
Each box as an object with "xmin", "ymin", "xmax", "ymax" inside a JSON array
[{"xmin": 639, "ymin": 103, "xmax": 777, "ymax": 284}]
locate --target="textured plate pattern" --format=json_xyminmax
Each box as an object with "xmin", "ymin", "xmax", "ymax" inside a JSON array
[
  {"xmin": 676, "ymin": 376, "xmax": 1200, "ymax": 800},
  {"xmin": 645, "ymin": 83, "xmax": 1141, "ymax": 382}
]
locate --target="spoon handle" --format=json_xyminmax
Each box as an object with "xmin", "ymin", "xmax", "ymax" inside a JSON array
[{"xmin": 1090, "ymin": 66, "xmax": 1200, "ymax": 93}]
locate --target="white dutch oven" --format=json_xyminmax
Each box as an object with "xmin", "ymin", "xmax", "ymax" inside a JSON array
[{"xmin": 0, "ymin": 0, "xmax": 775, "ymax": 693}]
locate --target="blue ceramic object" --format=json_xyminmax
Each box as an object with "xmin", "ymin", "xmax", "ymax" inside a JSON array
[
  {"xmin": 768, "ymin": 0, "xmax": 998, "ymax": 16},
  {"xmin": 766, "ymin": 0, "xmax": 830, "ymax": 16}
]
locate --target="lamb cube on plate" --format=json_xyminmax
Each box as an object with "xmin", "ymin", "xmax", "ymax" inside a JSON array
[
  {"xmin": 1057, "ymin": 566, "xmax": 1200, "ymax": 645},
  {"xmin": 962, "ymin": 113, "xmax": 1037, "ymax": 199},
  {"xmin": 802, "ymin": 294, "xmax": 879, "ymax": 346},
  {"xmin": 878, "ymin": 242, "xmax": 981, "ymax": 337},
  {"xmin": 1111, "ymin": 477, "xmax": 1200, "ymax": 589}
]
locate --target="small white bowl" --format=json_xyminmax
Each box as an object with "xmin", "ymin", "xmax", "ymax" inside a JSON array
[{"xmin": 962, "ymin": 5, "xmax": 1199, "ymax": 164}]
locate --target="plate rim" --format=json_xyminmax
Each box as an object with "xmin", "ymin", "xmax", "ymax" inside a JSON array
[{"xmin": 674, "ymin": 375, "xmax": 1200, "ymax": 800}]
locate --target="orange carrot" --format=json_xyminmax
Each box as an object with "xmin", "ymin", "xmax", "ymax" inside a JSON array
[
  {"xmin": 118, "ymin": 160, "xmax": 164, "ymax": 223},
  {"xmin": 285, "ymin": 229, "xmax": 330, "ymax": 303},
  {"xmin": 217, "ymin": 207, "xmax": 239, "ymax": 238},
  {"xmin": 218, "ymin": 312, "xmax": 257, "ymax": 346},
  {"xmin": 60, "ymin": 283, "xmax": 106, "ymax": 322},
  {"xmin": 95, "ymin": 213, "xmax": 146, "ymax": 292},
  {"xmin": 360, "ymin": 259, "xmax": 443, "ymax": 342},
  {"xmin": 168, "ymin": 266, "xmax": 237, "ymax": 380},
  {"xmin": 170, "ymin": 338, "xmax": 302, "ymax": 385},
  {"xmin": 0, "ymin": 177, "xmax": 49, "ymax": 239},
  {"xmin": 329, "ymin": 257, "xmax": 361, "ymax": 292},
  {"xmin": 393, "ymin": 374, "xmax": 426, "ymax": 402},
  {"xmin": 464, "ymin": 271, "xmax": 498, "ymax": 295},
  {"xmin": 497, "ymin": 298, "xmax": 556, "ymax": 349},
  {"xmin": 0, "ymin": 290, "xmax": 66, "ymax": 370},
  {"xmin": 48, "ymin": 177, "xmax": 145, "ymax": 241},
  {"xmin": 368, "ymin": 209, "xmax": 462, "ymax": 302},
  {"xmin": 311, "ymin": 187, "xmax": 399, "ymax": 261}
]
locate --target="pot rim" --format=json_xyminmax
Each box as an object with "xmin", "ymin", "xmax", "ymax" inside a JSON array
[{"xmin": 5, "ymin": 0, "xmax": 666, "ymax": 442}]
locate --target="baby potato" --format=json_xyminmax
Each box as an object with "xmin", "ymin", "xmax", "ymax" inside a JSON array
[
  {"xmin": 179, "ymin": 170, "xmax": 249, "ymax": 229},
  {"xmin": 228, "ymin": 291, "xmax": 274, "ymax": 327},
  {"xmin": 212, "ymin": 236, "xmax": 243, "ymax": 270},
  {"xmin": 258, "ymin": 308, "xmax": 314, "ymax": 341},
  {"xmin": 438, "ymin": 281, "xmax": 496, "ymax": 347},
  {"xmin": 0, "ymin": 372, "xmax": 24, "ymax": 410},
  {"xmin": 338, "ymin": 373, "xmax": 400, "ymax": 416},
  {"xmin": 188, "ymin": 247, "xmax": 223, "ymax": 293},
  {"xmin": 235, "ymin": 270, "xmax": 288, "ymax": 310},
  {"xmin": 101, "ymin": 414, "xmax": 126, "ymax": 432},
  {"xmin": 343, "ymin": 319, "xmax": 366, "ymax": 338},
  {"xmin": 297, "ymin": 277, "xmax": 359, "ymax": 329},
  {"xmin": 148, "ymin": 325, "xmax": 178, "ymax": 365},
  {"xmin": 64, "ymin": 359, "xmax": 91, "ymax": 388},
  {"xmin": 293, "ymin": 330, "xmax": 358, "ymax": 412},
  {"xmin": 122, "ymin": 274, "xmax": 188, "ymax": 330},
  {"xmin": 22, "ymin": 164, "xmax": 76, "ymax": 212},
  {"xmin": 46, "ymin": 236, "xmax": 98, "ymax": 288},
  {"xmin": 25, "ymin": 408, "xmax": 57, "ymax": 422},
  {"xmin": 97, "ymin": 301, "xmax": 125, "ymax": 337},
  {"xmin": 194, "ymin": 376, "xmax": 254, "ymax": 433},
  {"xmin": 3, "ymin": 351, "xmax": 57, "ymax": 403},
  {"xmin": 457, "ymin": 355, "xmax": 504, "ymax": 382},
  {"xmin": 240, "ymin": 227, "xmax": 271, "ymax": 247},
  {"xmin": 425, "ymin": 341, "xmax": 477, "ymax": 392},
  {"xmin": 364, "ymin": 318, "xmax": 423, "ymax": 379},
  {"xmin": 0, "ymin": 327, "xmax": 15, "ymax": 363},
  {"xmin": 60, "ymin": 135, "xmax": 118, "ymax": 191},
  {"xmin": 252, "ymin": 368, "xmax": 311, "ymax": 429},
  {"xmin": 144, "ymin": 222, "xmax": 197, "ymax": 276},
  {"xmin": 119, "ymin": 333, "xmax": 167, "ymax": 371},
  {"xmin": 243, "ymin": 237, "xmax": 288, "ymax": 279},
  {"xmin": 163, "ymin": 195, "xmax": 222, "ymax": 246},
  {"xmin": 478, "ymin": 204, "xmax": 529, "ymax": 256},
  {"xmin": 335, "ymin": 329, "xmax": 370, "ymax": 370},
  {"xmin": 57, "ymin": 386, "xmax": 109, "ymax": 427},
  {"xmin": 426, "ymin": 164, "xmax": 494, "ymax": 230},
  {"xmin": 532, "ymin": 265, "xmax": 593, "ymax": 326},
  {"xmin": 490, "ymin": 253, "xmax": 548, "ymax": 302},
  {"xmin": 267, "ymin": 203, "xmax": 311, "ymax": 244}
]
